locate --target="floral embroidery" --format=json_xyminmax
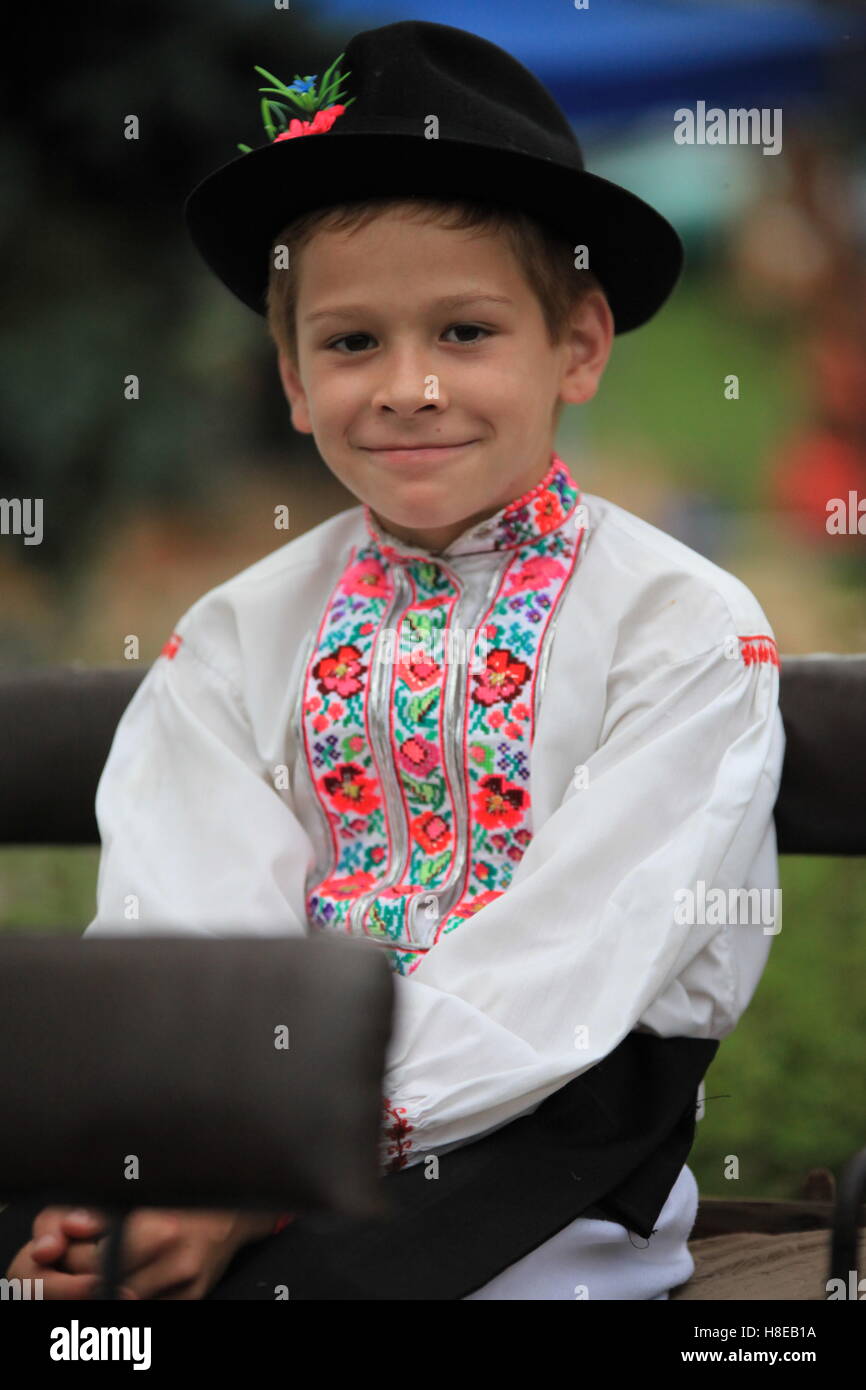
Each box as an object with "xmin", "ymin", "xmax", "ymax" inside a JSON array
[
  {"xmin": 739, "ymin": 634, "xmax": 780, "ymax": 668},
  {"xmin": 320, "ymin": 762, "xmax": 380, "ymax": 815},
  {"xmin": 472, "ymin": 648, "xmax": 531, "ymax": 706},
  {"xmin": 381, "ymin": 1097, "xmax": 415, "ymax": 1171},
  {"xmin": 474, "ymin": 775, "xmax": 528, "ymax": 829},
  {"xmin": 312, "ymin": 644, "xmax": 367, "ymax": 697},
  {"xmin": 300, "ymin": 453, "xmax": 586, "ymax": 973}
]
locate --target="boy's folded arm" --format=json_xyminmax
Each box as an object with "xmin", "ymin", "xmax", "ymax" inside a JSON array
[
  {"xmin": 85, "ymin": 629, "xmax": 314, "ymax": 938},
  {"xmin": 379, "ymin": 634, "xmax": 786, "ymax": 1172}
]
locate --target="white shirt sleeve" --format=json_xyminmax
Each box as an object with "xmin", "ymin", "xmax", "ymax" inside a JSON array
[
  {"xmin": 380, "ymin": 631, "xmax": 785, "ymax": 1171},
  {"xmin": 85, "ymin": 628, "xmax": 314, "ymax": 939}
]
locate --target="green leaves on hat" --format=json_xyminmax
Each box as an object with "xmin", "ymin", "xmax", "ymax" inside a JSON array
[{"xmin": 237, "ymin": 51, "xmax": 356, "ymax": 153}]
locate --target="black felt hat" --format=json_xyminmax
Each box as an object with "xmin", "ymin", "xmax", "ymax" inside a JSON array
[{"xmin": 183, "ymin": 19, "xmax": 683, "ymax": 334}]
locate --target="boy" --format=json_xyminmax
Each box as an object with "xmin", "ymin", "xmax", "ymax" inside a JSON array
[{"xmin": 6, "ymin": 20, "xmax": 784, "ymax": 1299}]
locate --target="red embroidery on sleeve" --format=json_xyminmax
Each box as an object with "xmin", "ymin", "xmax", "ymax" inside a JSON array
[
  {"xmin": 160, "ymin": 633, "xmax": 183, "ymax": 660},
  {"xmin": 382, "ymin": 1096, "xmax": 414, "ymax": 1172},
  {"xmin": 738, "ymin": 634, "xmax": 780, "ymax": 668}
]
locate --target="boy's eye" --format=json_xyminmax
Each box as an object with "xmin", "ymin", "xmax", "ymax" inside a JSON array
[
  {"xmin": 442, "ymin": 323, "xmax": 490, "ymax": 345},
  {"xmin": 325, "ymin": 323, "xmax": 491, "ymax": 354}
]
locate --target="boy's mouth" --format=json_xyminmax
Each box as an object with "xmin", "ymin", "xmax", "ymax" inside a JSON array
[{"xmin": 360, "ymin": 441, "xmax": 478, "ymax": 464}]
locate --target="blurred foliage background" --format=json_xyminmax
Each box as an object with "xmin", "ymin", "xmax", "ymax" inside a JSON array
[{"xmin": 2, "ymin": 0, "xmax": 866, "ymax": 1203}]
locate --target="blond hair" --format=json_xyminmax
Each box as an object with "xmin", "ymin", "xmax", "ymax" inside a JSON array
[{"xmin": 266, "ymin": 195, "xmax": 603, "ymax": 425}]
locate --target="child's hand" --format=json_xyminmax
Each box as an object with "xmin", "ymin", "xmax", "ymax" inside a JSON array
[
  {"xmin": 56, "ymin": 1206, "xmax": 277, "ymax": 1300},
  {"xmin": 5, "ymin": 1206, "xmax": 110, "ymax": 1300}
]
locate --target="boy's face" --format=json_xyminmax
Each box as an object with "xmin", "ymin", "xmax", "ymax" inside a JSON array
[{"xmin": 278, "ymin": 209, "xmax": 613, "ymax": 553}]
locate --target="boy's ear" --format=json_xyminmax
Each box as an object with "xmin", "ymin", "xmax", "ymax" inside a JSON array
[
  {"xmin": 277, "ymin": 350, "xmax": 313, "ymax": 435},
  {"xmin": 557, "ymin": 289, "xmax": 614, "ymax": 409}
]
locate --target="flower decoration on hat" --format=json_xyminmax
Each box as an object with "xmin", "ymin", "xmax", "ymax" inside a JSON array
[{"xmin": 237, "ymin": 51, "xmax": 355, "ymax": 152}]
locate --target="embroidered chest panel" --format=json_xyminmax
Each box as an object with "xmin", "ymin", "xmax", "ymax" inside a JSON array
[{"xmin": 298, "ymin": 461, "xmax": 585, "ymax": 975}]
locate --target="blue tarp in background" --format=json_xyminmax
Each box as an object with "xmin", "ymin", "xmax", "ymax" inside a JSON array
[{"xmin": 269, "ymin": 0, "xmax": 866, "ymax": 126}]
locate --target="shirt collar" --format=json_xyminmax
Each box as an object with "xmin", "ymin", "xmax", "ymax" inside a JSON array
[{"xmin": 362, "ymin": 451, "xmax": 581, "ymax": 561}]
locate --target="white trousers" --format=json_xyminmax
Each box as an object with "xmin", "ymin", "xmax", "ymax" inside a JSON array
[{"xmin": 463, "ymin": 1162, "xmax": 698, "ymax": 1300}]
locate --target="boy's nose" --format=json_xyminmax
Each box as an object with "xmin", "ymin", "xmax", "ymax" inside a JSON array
[{"xmin": 370, "ymin": 354, "xmax": 448, "ymax": 412}]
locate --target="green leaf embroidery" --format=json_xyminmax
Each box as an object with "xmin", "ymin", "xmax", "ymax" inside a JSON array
[
  {"xmin": 469, "ymin": 742, "xmax": 494, "ymax": 774},
  {"xmin": 419, "ymin": 851, "xmax": 451, "ymax": 884},
  {"xmin": 401, "ymin": 774, "xmax": 437, "ymax": 804},
  {"xmin": 407, "ymin": 689, "xmax": 439, "ymax": 723}
]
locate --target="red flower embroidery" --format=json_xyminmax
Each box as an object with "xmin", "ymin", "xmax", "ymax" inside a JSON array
[
  {"xmin": 447, "ymin": 888, "xmax": 504, "ymax": 921},
  {"xmin": 411, "ymin": 811, "xmax": 452, "ymax": 854},
  {"xmin": 534, "ymin": 489, "xmax": 566, "ymax": 533},
  {"xmin": 313, "ymin": 643, "xmax": 366, "ymax": 697},
  {"xmin": 321, "ymin": 762, "xmax": 380, "ymax": 815},
  {"xmin": 504, "ymin": 555, "xmax": 566, "ymax": 595},
  {"xmin": 472, "ymin": 648, "xmax": 530, "ymax": 707},
  {"xmin": 323, "ymin": 869, "xmax": 377, "ymax": 898},
  {"xmin": 739, "ymin": 634, "xmax": 780, "ymax": 668},
  {"xmin": 382, "ymin": 1098, "xmax": 414, "ymax": 1171},
  {"xmin": 398, "ymin": 649, "xmax": 441, "ymax": 691},
  {"xmin": 341, "ymin": 558, "xmax": 390, "ymax": 599},
  {"xmin": 160, "ymin": 633, "xmax": 182, "ymax": 660},
  {"xmin": 397, "ymin": 735, "xmax": 438, "ymax": 776},
  {"xmin": 474, "ymin": 775, "xmax": 528, "ymax": 829}
]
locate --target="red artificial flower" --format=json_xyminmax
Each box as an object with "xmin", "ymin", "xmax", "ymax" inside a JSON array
[{"xmin": 273, "ymin": 104, "xmax": 346, "ymax": 140}]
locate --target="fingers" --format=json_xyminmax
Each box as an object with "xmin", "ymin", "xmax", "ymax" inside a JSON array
[
  {"xmin": 28, "ymin": 1231, "xmax": 67, "ymax": 1264},
  {"xmin": 33, "ymin": 1206, "xmax": 107, "ymax": 1246},
  {"xmin": 117, "ymin": 1212, "xmax": 181, "ymax": 1279},
  {"xmin": 6, "ymin": 1239, "xmax": 102, "ymax": 1300},
  {"xmin": 109, "ymin": 1210, "xmax": 239, "ymax": 1301},
  {"xmin": 58, "ymin": 1237, "xmax": 106, "ymax": 1276}
]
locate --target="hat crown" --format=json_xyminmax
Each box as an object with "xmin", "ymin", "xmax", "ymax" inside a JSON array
[{"xmin": 336, "ymin": 20, "xmax": 584, "ymax": 169}]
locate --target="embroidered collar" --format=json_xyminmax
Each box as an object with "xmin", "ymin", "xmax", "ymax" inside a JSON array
[{"xmin": 362, "ymin": 452, "xmax": 581, "ymax": 561}]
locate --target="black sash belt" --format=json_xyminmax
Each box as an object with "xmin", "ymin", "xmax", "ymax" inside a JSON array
[
  {"xmin": 0, "ymin": 1033, "xmax": 716, "ymax": 1300},
  {"xmin": 211, "ymin": 1031, "xmax": 718, "ymax": 1300}
]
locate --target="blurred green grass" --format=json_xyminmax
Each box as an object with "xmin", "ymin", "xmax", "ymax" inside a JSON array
[
  {"xmin": 578, "ymin": 271, "xmax": 806, "ymax": 505},
  {"xmin": 1, "ymin": 845, "xmax": 863, "ymax": 1200}
]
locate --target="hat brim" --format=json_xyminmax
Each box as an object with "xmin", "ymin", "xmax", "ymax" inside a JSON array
[{"xmin": 183, "ymin": 132, "xmax": 683, "ymax": 335}]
